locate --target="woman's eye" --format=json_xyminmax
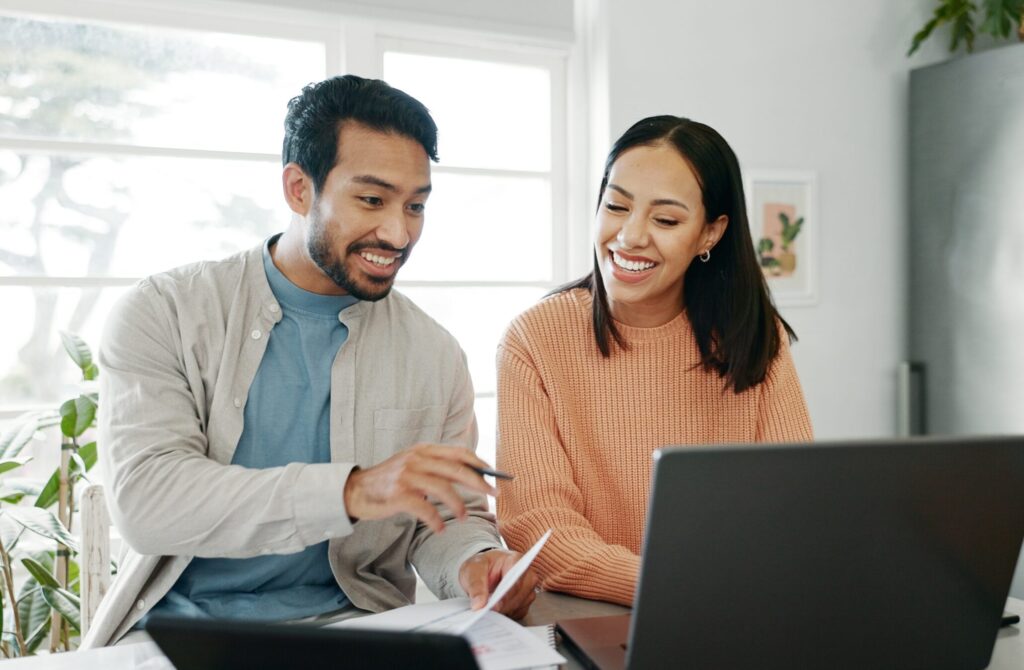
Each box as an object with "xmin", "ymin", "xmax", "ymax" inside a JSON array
[
  {"xmin": 655, "ymin": 218, "xmax": 678, "ymax": 226},
  {"xmin": 605, "ymin": 203, "xmax": 627, "ymax": 212}
]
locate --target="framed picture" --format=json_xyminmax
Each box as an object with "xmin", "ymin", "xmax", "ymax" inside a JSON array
[{"xmin": 744, "ymin": 170, "xmax": 818, "ymax": 305}]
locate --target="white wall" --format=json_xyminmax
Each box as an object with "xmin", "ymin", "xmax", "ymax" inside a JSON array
[{"xmin": 592, "ymin": 0, "xmax": 949, "ymax": 438}]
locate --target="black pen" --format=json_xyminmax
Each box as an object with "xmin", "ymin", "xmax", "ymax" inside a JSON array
[
  {"xmin": 469, "ymin": 465, "xmax": 515, "ymax": 480},
  {"xmin": 1001, "ymin": 614, "xmax": 1020, "ymax": 627}
]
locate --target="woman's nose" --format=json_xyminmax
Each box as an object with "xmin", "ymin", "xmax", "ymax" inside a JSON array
[{"xmin": 617, "ymin": 216, "xmax": 646, "ymax": 250}]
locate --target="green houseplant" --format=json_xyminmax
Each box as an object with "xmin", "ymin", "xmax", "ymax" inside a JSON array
[
  {"xmin": 756, "ymin": 212, "xmax": 804, "ymax": 276},
  {"xmin": 0, "ymin": 332, "xmax": 101, "ymax": 657},
  {"xmin": 776, "ymin": 212, "xmax": 804, "ymax": 274},
  {"xmin": 909, "ymin": 0, "xmax": 1024, "ymax": 55}
]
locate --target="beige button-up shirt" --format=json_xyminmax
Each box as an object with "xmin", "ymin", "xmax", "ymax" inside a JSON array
[{"xmin": 82, "ymin": 242, "xmax": 500, "ymax": 648}]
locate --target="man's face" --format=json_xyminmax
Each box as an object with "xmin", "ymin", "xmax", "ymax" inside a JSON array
[{"xmin": 306, "ymin": 122, "xmax": 431, "ymax": 301}]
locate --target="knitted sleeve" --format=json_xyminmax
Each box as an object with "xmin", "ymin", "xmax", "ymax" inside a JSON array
[
  {"xmin": 495, "ymin": 335, "xmax": 640, "ymax": 607},
  {"xmin": 755, "ymin": 327, "xmax": 814, "ymax": 442}
]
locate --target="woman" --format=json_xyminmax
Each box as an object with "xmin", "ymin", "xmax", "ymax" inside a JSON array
[{"xmin": 495, "ymin": 116, "xmax": 813, "ymax": 606}]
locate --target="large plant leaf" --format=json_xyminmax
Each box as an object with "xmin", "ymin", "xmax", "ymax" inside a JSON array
[
  {"xmin": 17, "ymin": 582, "xmax": 50, "ymax": 647},
  {"xmin": 0, "ymin": 478, "xmax": 43, "ymax": 505},
  {"xmin": 907, "ymin": 0, "xmax": 983, "ymax": 55},
  {"xmin": 41, "ymin": 586, "xmax": 81, "ymax": 632},
  {"xmin": 0, "ymin": 455, "xmax": 31, "ymax": 476},
  {"xmin": 1, "ymin": 631, "xmax": 17, "ymax": 655},
  {"xmin": 908, "ymin": 16, "xmax": 941, "ymax": 55},
  {"xmin": 34, "ymin": 473, "xmax": 63, "ymax": 512},
  {"xmin": 59, "ymin": 395, "xmax": 97, "ymax": 439},
  {"xmin": 59, "ymin": 331, "xmax": 93, "ymax": 373},
  {"xmin": 981, "ymin": 0, "xmax": 1024, "ymax": 36},
  {"xmin": 0, "ymin": 514, "xmax": 25, "ymax": 553},
  {"xmin": 35, "ymin": 441, "xmax": 97, "ymax": 510},
  {"xmin": 76, "ymin": 441, "xmax": 98, "ymax": 472},
  {"xmin": 24, "ymin": 617, "xmax": 50, "ymax": 655},
  {"xmin": 4, "ymin": 507, "xmax": 80, "ymax": 553},
  {"xmin": 0, "ymin": 411, "xmax": 59, "ymax": 459},
  {"xmin": 21, "ymin": 557, "xmax": 61, "ymax": 589},
  {"xmin": 67, "ymin": 558, "xmax": 81, "ymax": 593}
]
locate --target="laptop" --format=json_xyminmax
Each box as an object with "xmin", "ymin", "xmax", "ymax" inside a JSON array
[
  {"xmin": 147, "ymin": 615, "xmax": 479, "ymax": 669},
  {"xmin": 557, "ymin": 436, "xmax": 1024, "ymax": 669}
]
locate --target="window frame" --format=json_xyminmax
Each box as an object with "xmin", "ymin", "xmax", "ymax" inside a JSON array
[{"xmin": 0, "ymin": 0, "xmax": 585, "ymax": 419}]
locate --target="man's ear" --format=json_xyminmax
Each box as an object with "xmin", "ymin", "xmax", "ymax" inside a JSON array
[{"xmin": 283, "ymin": 163, "xmax": 313, "ymax": 216}]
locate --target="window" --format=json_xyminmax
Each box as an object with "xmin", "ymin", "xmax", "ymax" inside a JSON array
[
  {"xmin": 0, "ymin": 3, "xmax": 331, "ymax": 416},
  {"xmin": 1, "ymin": 2, "xmax": 578, "ymax": 471},
  {"xmin": 379, "ymin": 39, "xmax": 570, "ymax": 466}
]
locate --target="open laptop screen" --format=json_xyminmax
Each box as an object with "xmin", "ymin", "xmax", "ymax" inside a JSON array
[{"xmin": 624, "ymin": 437, "xmax": 1024, "ymax": 669}]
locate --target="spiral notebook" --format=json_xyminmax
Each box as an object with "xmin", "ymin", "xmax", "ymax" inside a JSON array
[{"xmin": 527, "ymin": 625, "xmax": 558, "ymax": 670}]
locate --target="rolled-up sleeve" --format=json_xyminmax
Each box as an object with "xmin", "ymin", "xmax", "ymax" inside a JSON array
[{"xmin": 408, "ymin": 350, "xmax": 502, "ymax": 597}]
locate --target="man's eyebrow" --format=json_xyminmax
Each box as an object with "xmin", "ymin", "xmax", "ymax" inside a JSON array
[
  {"xmin": 353, "ymin": 174, "xmax": 432, "ymax": 195},
  {"xmin": 352, "ymin": 175, "xmax": 397, "ymax": 191}
]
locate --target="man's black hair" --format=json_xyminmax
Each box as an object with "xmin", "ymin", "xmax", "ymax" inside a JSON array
[{"xmin": 282, "ymin": 74, "xmax": 439, "ymax": 192}]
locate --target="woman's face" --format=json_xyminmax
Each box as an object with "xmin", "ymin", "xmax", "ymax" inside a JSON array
[{"xmin": 594, "ymin": 143, "xmax": 728, "ymax": 327}]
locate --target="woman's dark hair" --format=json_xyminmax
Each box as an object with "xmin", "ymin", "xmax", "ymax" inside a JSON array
[
  {"xmin": 282, "ymin": 74, "xmax": 439, "ymax": 193},
  {"xmin": 557, "ymin": 115, "xmax": 795, "ymax": 393}
]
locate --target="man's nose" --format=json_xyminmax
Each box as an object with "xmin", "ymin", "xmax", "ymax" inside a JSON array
[{"xmin": 376, "ymin": 210, "xmax": 411, "ymax": 250}]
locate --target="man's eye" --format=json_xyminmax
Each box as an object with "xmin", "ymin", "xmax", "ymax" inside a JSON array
[
  {"xmin": 360, "ymin": 196, "xmax": 383, "ymax": 206},
  {"xmin": 408, "ymin": 203, "xmax": 426, "ymax": 214}
]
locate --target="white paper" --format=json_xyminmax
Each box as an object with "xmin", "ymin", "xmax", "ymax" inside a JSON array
[
  {"xmin": 457, "ymin": 529, "xmax": 551, "ymax": 633},
  {"xmin": 339, "ymin": 598, "xmax": 472, "ymax": 632},
  {"xmin": 334, "ymin": 531, "xmax": 563, "ymax": 669},
  {"xmin": 462, "ymin": 612, "xmax": 564, "ymax": 670},
  {"xmin": 339, "ymin": 607, "xmax": 562, "ymax": 670}
]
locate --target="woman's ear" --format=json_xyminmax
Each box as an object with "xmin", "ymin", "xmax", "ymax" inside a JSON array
[
  {"xmin": 703, "ymin": 214, "xmax": 729, "ymax": 252},
  {"xmin": 282, "ymin": 163, "xmax": 313, "ymax": 215}
]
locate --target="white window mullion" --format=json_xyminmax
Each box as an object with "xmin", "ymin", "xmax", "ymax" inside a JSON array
[{"xmin": 339, "ymin": 17, "xmax": 382, "ymax": 78}]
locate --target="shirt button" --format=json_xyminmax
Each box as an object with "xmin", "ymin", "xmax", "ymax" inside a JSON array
[
  {"xmin": 233, "ymin": 398, "xmax": 242, "ymax": 408},
  {"xmin": 136, "ymin": 599, "xmax": 146, "ymax": 610},
  {"xmin": 251, "ymin": 329, "xmax": 262, "ymax": 340}
]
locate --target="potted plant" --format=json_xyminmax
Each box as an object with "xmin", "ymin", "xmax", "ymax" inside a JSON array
[
  {"xmin": 776, "ymin": 212, "xmax": 804, "ymax": 274},
  {"xmin": 757, "ymin": 237, "xmax": 782, "ymax": 276},
  {"xmin": 908, "ymin": 0, "xmax": 1023, "ymax": 55},
  {"xmin": 0, "ymin": 333, "xmax": 103, "ymax": 657}
]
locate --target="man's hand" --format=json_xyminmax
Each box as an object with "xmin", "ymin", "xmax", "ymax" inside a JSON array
[
  {"xmin": 459, "ymin": 549, "xmax": 538, "ymax": 621},
  {"xmin": 343, "ymin": 443, "xmax": 498, "ymax": 533}
]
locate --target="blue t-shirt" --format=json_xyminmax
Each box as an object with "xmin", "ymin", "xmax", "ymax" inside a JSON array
[{"xmin": 146, "ymin": 239, "xmax": 357, "ymax": 622}]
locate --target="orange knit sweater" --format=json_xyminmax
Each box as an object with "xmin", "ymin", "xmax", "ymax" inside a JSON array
[{"xmin": 496, "ymin": 288, "xmax": 813, "ymax": 606}]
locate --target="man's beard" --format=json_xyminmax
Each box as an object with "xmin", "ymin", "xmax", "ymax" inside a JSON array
[{"xmin": 307, "ymin": 214, "xmax": 407, "ymax": 302}]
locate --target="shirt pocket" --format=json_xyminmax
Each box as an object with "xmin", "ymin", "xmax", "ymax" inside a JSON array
[{"xmin": 372, "ymin": 405, "xmax": 447, "ymax": 458}]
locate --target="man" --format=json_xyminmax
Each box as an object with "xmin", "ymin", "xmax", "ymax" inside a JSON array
[{"xmin": 82, "ymin": 75, "xmax": 536, "ymax": 648}]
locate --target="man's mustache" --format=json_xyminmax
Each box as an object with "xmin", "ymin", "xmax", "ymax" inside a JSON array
[{"xmin": 348, "ymin": 241, "xmax": 406, "ymax": 257}]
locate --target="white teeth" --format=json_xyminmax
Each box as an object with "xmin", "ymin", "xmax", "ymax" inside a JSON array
[
  {"xmin": 360, "ymin": 252, "xmax": 397, "ymax": 267},
  {"xmin": 612, "ymin": 251, "xmax": 655, "ymax": 272}
]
